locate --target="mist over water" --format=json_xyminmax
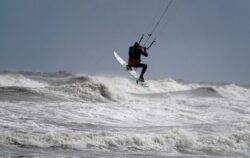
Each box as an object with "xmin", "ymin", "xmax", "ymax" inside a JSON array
[{"xmin": 0, "ymin": 71, "xmax": 249, "ymax": 157}]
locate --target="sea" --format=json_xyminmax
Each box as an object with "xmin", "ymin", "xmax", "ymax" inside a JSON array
[{"xmin": 0, "ymin": 71, "xmax": 249, "ymax": 157}]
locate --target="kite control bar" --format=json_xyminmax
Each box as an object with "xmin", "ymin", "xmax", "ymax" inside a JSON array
[
  {"xmin": 146, "ymin": 40, "xmax": 156, "ymax": 50},
  {"xmin": 138, "ymin": 34, "xmax": 156, "ymax": 50}
]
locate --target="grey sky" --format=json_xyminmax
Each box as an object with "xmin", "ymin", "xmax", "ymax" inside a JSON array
[{"xmin": 0, "ymin": 0, "xmax": 250, "ymax": 84}]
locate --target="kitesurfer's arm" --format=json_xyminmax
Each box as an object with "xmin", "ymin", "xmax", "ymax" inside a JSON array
[{"xmin": 140, "ymin": 47, "xmax": 148, "ymax": 57}]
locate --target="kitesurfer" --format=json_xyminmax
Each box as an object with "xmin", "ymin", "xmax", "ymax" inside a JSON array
[{"xmin": 127, "ymin": 42, "xmax": 148, "ymax": 82}]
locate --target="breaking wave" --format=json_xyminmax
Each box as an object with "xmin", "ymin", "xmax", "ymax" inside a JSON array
[
  {"xmin": 1, "ymin": 128, "xmax": 249, "ymax": 155},
  {"xmin": 0, "ymin": 71, "xmax": 250, "ymax": 157},
  {"xmin": 0, "ymin": 71, "xmax": 249, "ymax": 102}
]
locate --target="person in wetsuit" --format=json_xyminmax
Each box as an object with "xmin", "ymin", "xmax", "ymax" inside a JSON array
[{"xmin": 127, "ymin": 42, "xmax": 148, "ymax": 82}]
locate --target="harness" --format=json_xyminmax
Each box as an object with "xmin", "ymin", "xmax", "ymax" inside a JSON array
[{"xmin": 128, "ymin": 46, "xmax": 140, "ymax": 66}]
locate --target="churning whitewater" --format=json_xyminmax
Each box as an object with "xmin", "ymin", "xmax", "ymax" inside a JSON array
[{"xmin": 0, "ymin": 71, "xmax": 249, "ymax": 157}]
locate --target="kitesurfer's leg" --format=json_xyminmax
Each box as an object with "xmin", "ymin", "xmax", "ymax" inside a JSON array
[{"xmin": 136, "ymin": 63, "xmax": 147, "ymax": 81}]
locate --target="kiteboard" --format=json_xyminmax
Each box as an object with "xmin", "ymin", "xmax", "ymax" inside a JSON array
[{"xmin": 113, "ymin": 51, "xmax": 148, "ymax": 87}]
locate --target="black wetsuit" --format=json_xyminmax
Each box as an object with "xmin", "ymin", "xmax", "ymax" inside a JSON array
[{"xmin": 128, "ymin": 46, "xmax": 148, "ymax": 79}]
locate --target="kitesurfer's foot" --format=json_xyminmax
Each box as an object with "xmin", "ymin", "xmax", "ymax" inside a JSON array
[
  {"xmin": 136, "ymin": 77, "xmax": 144, "ymax": 85},
  {"xmin": 126, "ymin": 65, "xmax": 132, "ymax": 71},
  {"xmin": 138, "ymin": 76, "xmax": 144, "ymax": 82}
]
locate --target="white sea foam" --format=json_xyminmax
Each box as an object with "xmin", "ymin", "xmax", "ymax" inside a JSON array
[
  {"xmin": 0, "ymin": 74, "xmax": 47, "ymax": 88},
  {"xmin": 0, "ymin": 72, "xmax": 249, "ymax": 157}
]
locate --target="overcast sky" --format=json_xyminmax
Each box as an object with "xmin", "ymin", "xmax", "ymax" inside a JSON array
[{"xmin": 0, "ymin": 0, "xmax": 249, "ymax": 84}]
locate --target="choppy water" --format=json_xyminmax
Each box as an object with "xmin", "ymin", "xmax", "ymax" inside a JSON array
[{"xmin": 0, "ymin": 71, "xmax": 249, "ymax": 157}]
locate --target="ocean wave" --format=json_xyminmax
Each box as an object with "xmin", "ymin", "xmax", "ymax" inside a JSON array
[
  {"xmin": 0, "ymin": 71, "xmax": 250, "ymax": 157},
  {"xmin": 48, "ymin": 82, "xmax": 113, "ymax": 102},
  {"xmin": 1, "ymin": 129, "xmax": 249, "ymax": 156},
  {"xmin": 0, "ymin": 71, "xmax": 249, "ymax": 102},
  {"xmin": 0, "ymin": 73, "xmax": 113, "ymax": 102},
  {"xmin": 0, "ymin": 86, "xmax": 65, "ymax": 102},
  {"xmin": 177, "ymin": 87, "xmax": 222, "ymax": 98},
  {"xmin": 0, "ymin": 70, "xmax": 73, "ymax": 78},
  {"xmin": 0, "ymin": 74, "xmax": 47, "ymax": 88}
]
